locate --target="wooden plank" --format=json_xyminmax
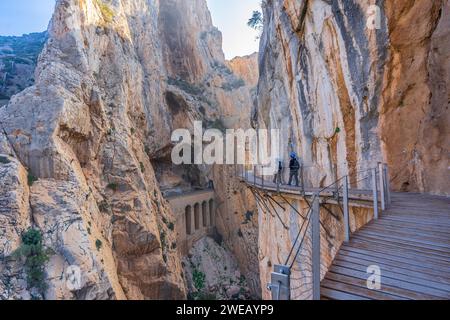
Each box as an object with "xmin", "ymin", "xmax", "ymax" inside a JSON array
[
  {"xmin": 339, "ymin": 248, "xmax": 450, "ymax": 275},
  {"xmin": 349, "ymin": 234, "xmax": 450, "ymax": 267},
  {"xmin": 328, "ymin": 267, "xmax": 448, "ymax": 299},
  {"xmin": 334, "ymin": 254, "xmax": 450, "ymax": 286},
  {"xmin": 368, "ymin": 220, "xmax": 450, "ymax": 236},
  {"xmin": 382, "ymin": 212, "xmax": 450, "ymax": 221},
  {"xmin": 338, "ymin": 248, "xmax": 450, "ymax": 280},
  {"xmin": 366, "ymin": 222, "xmax": 450, "ymax": 240},
  {"xmin": 365, "ymin": 228, "xmax": 450, "ymax": 243},
  {"xmin": 379, "ymin": 214, "xmax": 450, "ymax": 226},
  {"xmin": 352, "ymin": 229, "xmax": 450, "ymax": 252},
  {"xmin": 332, "ymin": 258, "xmax": 450, "ymax": 292},
  {"xmin": 323, "ymin": 274, "xmax": 408, "ymax": 300},
  {"xmin": 321, "ymin": 287, "xmax": 370, "ymax": 301},
  {"xmin": 321, "ymin": 278, "xmax": 401, "ymax": 300},
  {"xmin": 363, "ymin": 224, "xmax": 450, "ymax": 244},
  {"xmin": 350, "ymin": 235, "xmax": 450, "ymax": 262},
  {"xmin": 373, "ymin": 220, "xmax": 450, "ymax": 235},
  {"xmin": 349, "ymin": 234, "xmax": 449, "ymax": 267},
  {"xmin": 340, "ymin": 243, "xmax": 450, "ymax": 271}
]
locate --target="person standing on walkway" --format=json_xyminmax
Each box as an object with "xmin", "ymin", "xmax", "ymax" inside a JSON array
[
  {"xmin": 288, "ymin": 153, "xmax": 300, "ymax": 187},
  {"xmin": 273, "ymin": 159, "xmax": 284, "ymax": 184}
]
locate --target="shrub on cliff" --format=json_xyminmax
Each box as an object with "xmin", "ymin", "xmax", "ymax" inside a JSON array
[{"xmin": 14, "ymin": 229, "xmax": 49, "ymax": 295}]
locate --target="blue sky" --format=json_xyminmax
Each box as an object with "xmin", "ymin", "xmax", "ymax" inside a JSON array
[
  {"xmin": 0, "ymin": 0, "xmax": 260, "ymax": 59},
  {"xmin": 0, "ymin": 0, "xmax": 55, "ymax": 36},
  {"xmin": 207, "ymin": 0, "xmax": 261, "ymax": 59}
]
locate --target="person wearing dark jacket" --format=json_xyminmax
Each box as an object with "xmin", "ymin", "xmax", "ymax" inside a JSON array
[
  {"xmin": 273, "ymin": 160, "xmax": 283, "ymax": 184},
  {"xmin": 288, "ymin": 153, "xmax": 300, "ymax": 187}
]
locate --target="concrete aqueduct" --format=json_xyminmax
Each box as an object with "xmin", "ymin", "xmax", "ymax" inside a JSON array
[{"xmin": 166, "ymin": 190, "xmax": 216, "ymax": 255}]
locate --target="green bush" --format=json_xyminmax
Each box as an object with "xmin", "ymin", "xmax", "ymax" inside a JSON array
[
  {"xmin": 95, "ymin": 0, "xmax": 115, "ymax": 23},
  {"xmin": 191, "ymin": 291, "xmax": 217, "ymax": 301},
  {"xmin": 193, "ymin": 269, "xmax": 206, "ymax": 291},
  {"xmin": 247, "ymin": 11, "xmax": 263, "ymax": 30},
  {"xmin": 14, "ymin": 229, "xmax": 49, "ymax": 295},
  {"xmin": 95, "ymin": 239, "xmax": 103, "ymax": 251},
  {"xmin": 106, "ymin": 183, "xmax": 118, "ymax": 192},
  {"xmin": 221, "ymin": 78, "xmax": 245, "ymax": 91},
  {"xmin": 167, "ymin": 77, "xmax": 203, "ymax": 96},
  {"xmin": 27, "ymin": 173, "xmax": 38, "ymax": 186}
]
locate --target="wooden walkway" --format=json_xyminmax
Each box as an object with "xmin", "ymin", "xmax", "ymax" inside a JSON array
[
  {"xmin": 241, "ymin": 175, "xmax": 375, "ymax": 205},
  {"xmin": 321, "ymin": 192, "xmax": 450, "ymax": 300}
]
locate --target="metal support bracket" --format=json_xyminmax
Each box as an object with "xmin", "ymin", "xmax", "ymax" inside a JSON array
[{"xmin": 268, "ymin": 265, "xmax": 291, "ymax": 300}]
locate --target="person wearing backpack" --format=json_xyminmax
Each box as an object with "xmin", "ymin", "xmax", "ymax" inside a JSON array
[
  {"xmin": 273, "ymin": 159, "xmax": 284, "ymax": 184},
  {"xmin": 288, "ymin": 152, "xmax": 300, "ymax": 187}
]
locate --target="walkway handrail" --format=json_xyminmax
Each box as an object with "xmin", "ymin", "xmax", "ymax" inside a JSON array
[{"xmin": 238, "ymin": 162, "xmax": 392, "ymax": 300}]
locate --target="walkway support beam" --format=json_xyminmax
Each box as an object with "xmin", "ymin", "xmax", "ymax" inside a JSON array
[
  {"xmin": 312, "ymin": 195, "xmax": 321, "ymax": 301},
  {"xmin": 343, "ymin": 176, "xmax": 350, "ymax": 243},
  {"xmin": 372, "ymin": 168, "xmax": 379, "ymax": 220}
]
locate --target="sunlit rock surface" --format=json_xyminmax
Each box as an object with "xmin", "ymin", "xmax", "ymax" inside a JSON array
[
  {"xmin": 0, "ymin": 0, "xmax": 258, "ymax": 300},
  {"xmin": 256, "ymin": 0, "xmax": 449, "ymax": 300}
]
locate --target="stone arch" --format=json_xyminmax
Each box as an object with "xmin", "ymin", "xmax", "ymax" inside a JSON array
[
  {"xmin": 202, "ymin": 201, "xmax": 208, "ymax": 227},
  {"xmin": 185, "ymin": 205, "xmax": 192, "ymax": 235},
  {"xmin": 194, "ymin": 203, "xmax": 200, "ymax": 230},
  {"xmin": 209, "ymin": 199, "xmax": 214, "ymax": 226}
]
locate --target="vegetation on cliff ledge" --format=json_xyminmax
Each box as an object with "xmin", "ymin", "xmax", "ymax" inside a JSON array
[
  {"xmin": 14, "ymin": 229, "xmax": 50, "ymax": 296},
  {"xmin": 94, "ymin": 0, "xmax": 115, "ymax": 24}
]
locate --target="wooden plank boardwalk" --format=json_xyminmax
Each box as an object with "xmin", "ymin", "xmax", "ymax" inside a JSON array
[
  {"xmin": 321, "ymin": 192, "xmax": 450, "ymax": 300},
  {"xmin": 241, "ymin": 174, "xmax": 375, "ymax": 204}
]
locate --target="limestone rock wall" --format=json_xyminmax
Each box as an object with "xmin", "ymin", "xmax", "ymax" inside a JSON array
[
  {"xmin": 183, "ymin": 237, "xmax": 252, "ymax": 300},
  {"xmin": 0, "ymin": 0, "xmax": 259, "ymax": 300},
  {"xmin": 257, "ymin": 0, "xmax": 449, "ymax": 194}
]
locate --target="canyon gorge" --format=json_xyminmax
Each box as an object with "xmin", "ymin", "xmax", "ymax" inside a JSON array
[{"xmin": 0, "ymin": 0, "xmax": 449, "ymax": 300}]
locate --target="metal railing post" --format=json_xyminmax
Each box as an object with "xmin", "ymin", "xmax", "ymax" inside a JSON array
[
  {"xmin": 277, "ymin": 172, "xmax": 280, "ymax": 193},
  {"xmin": 301, "ymin": 164, "xmax": 305, "ymax": 195},
  {"xmin": 343, "ymin": 176, "xmax": 350, "ymax": 243},
  {"xmin": 378, "ymin": 163, "xmax": 386, "ymax": 211},
  {"xmin": 384, "ymin": 164, "xmax": 391, "ymax": 206},
  {"xmin": 312, "ymin": 195, "xmax": 321, "ymax": 301},
  {"xmin": 372, "ymin": 168, "xmax": 379, "ymax": 220},
  {"xmin": 261, "ymin": 166, "xmax": 265, "ymax": 189},
  {"xmin": 334, "ymin": 164, "xmax": 339, "ymax": 199}
]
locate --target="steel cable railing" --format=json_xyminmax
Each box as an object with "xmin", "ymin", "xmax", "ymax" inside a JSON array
[{"xmin": 237, "ymin": 162, "xmax": 392, "ymax": 300}]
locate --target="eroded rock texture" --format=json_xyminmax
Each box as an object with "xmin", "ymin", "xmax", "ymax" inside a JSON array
[
  {"xmin": 256, "ymin": 0, "xmax": 449, "ymax": 299},
  {"xmin": 257, "ymin": 0, "xmax": 449, "ymax": 194},
  {"xmin": 183, "ymin": 237, "xmax": 252, "ymax": 300},
  {"xmin": 0, "ymin": 0, "xmax": 258, "ymax": 300}
]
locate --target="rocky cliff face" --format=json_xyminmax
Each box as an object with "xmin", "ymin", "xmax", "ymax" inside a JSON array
[
  {"xmin": 0, "ymin": 32, "xmax": 47, "ymax": 106},
  {"xmin": 0, "ymin": 0, "xmax": 258, "ymax": 300},
  {"xmin": 183, "ymin": 237, "xmax": 253, "ymax": 300},
  {"xmin": 256, "ymin": 0, "xmax": 449, "ymax": 299},
  {"xmin": 257, "ymin": 0, "xmax": 449, "ymax": 195}
]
